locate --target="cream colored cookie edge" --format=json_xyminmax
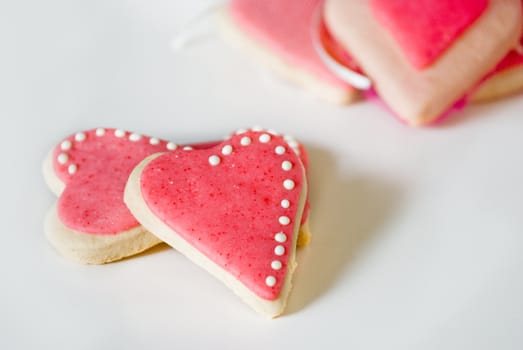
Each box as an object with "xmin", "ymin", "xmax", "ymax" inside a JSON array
[
  {"xmin": 471, "ymin": 65, "xmax": 523, "ymax": 103},
  {"xmin": 124, "ymin": 152, "xmax": 307, "ymax": 318},
  {"xmin": 217, "ymin": 7, "xmax": 359, "ymax": 105},
  {"xmin": 45, "ymin": 204, "xmax": 162, "ymax": 264},
  {"xmin": 42, "ymin": 149, "xmax": 66, "ymax": 196}
]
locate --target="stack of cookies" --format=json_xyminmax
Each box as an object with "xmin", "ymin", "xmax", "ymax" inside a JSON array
[
  {"xmin": 43, "ymin": 127, "xmax": 311, "ymax": 318},
  {"xmin": 220, "ymin": 0, "xmax": 523, "ymax": 125}
]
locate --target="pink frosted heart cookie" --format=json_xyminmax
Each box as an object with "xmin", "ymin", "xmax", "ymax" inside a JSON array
[
  {"xmin": 219, "ymin": 0, "xmax": 358, "ymax": 104},
  {"xmin": 323, "ymin": 0, "xmax": 522, "ymax": 125},
  {"xmin": 125, "ymin": 130, "xmax": 308, "ymax": 317},
  {"xmin": 42, "ymin": 128, "xmax": 211, "ymax": 264}
]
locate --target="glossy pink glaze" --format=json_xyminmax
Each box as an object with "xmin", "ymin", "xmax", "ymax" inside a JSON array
[
  {"xmin": 370, "ymin": 0, "xmax": 488, "ymax": 69},
  {"xmin": 52, "ymin": 129, "xmax": 218, "ymax": 234},
  {"xmin": 140, "ymin": 131, "xmax": 305, "ymax": 300},
  {"xmin": 229, "ymin": 0, "xmax": 353, "ymax": 91}
]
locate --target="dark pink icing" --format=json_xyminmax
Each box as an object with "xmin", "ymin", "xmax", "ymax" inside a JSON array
[
  {"xmin": 139, "ymin": 131, "xmax": 305, "ymax": 300},
  {"xmin": 229, "ymin": 0, "xmax": 354, "ymax": 90},
  {"xmin": 370, "ymin": 0, "xmax": 488, "ymax": 69}
]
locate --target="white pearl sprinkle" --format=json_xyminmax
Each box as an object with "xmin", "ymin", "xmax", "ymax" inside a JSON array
[
  {"xmin": 267, "ymin": 129, "xmax": 279, "ymax": 136},
  {"xmin": 252, "ymin": 125, "xmax": 263, "ymax": 132},
  {"xmin": 288, "ymin": 140, "xmax": 299, "ymax": 149},
  {"xmin": 265, "ymin": 276, "xmax": 277, "ymax": 287},
  {"xmin": 274, "ymin": 245, "xmax": 285, "ymax": 256},
  {"xmin": 275, "ymin": 146, "xmax": 285, "ymax": 155},
  {"xmin": 259, "ymin": 133, "xmax": 271, "ymax": 143},
  {"xmin": 114, "ymin": 129, "xmax": 125, "ymax": 138},
  {"xmin": 279, "ymin": 216, "xmax": 290, "ymax": 225},
  {"xmin": 75, "ymin": 132, "xmax": 86, "ymax": 142},
  {"xmin": 221, "ymin": 145, "xmax": 233, "ymax": 155},
  {"xmin": 271, "ymin": 260, "xmax": 282, "ymax": 270},
  {"xmin": 235, "ymin": 128, "xmax": 247, "ymax": 135},
  {"xmin": 95, "ymin": 128, "xmax": 105, "ymax": 137},
  {"xmin": 129, "ymin": 133, "xmax": 141, "ymax": 142},
  {"xmin": 283, "ymin": 179, "xmax": 295, "ymax": 190},
  {"xmin": 149, "ymin": 137, "xmax": 160, "ymax": 145},
  {"xmin": 57, "ymin": 153, "xmax": 68, "ymax": 164},
  {"xmin": 60, "ymin": 140, "xmax": 72, "ymax": 151},
  {"xmin": 281, "ymin": 199, "xmax": 290, "ymax": 208},
  {"xmin": 67, "ymin": 164, "xmax": 77, "ymax": 175},
  {"xmin": 240, "ymin": 136, "xmax": 251, "ymax": 146},
  {"xmin": 166, "ymin": 142, "xmax": 177, "ymax": 150},
  {"xmin": 284, "ymin": 135, "xmax": 295, "ymax": 142},
  {"xmin": 208, "ymin": 155, "xmax": 221, "ymax": 166},
  {"xmin": 275, "ymin": 232, "xmax": 287, "ymax": 243},
  {"xmin": 183, "ymin": 146, "xmax": 193, "ymax": 151},
  {"xmin": 282, "ymin": 161, "xmax": 292, "ymax": 171}
]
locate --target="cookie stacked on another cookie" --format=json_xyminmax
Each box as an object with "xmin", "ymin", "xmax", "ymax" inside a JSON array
[
  {"xmin": 220, "ymin": 0, "xmax": 523, "ymax": 125},
  {"xmin": 43, "ymin": 127, "xmax": 311, "ymax": 317}
]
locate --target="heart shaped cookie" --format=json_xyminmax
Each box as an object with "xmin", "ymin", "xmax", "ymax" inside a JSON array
[
  {"xmin": 42, "ymin": 128, "xmax": 220, "ymax": 264},
  {"xmin": 124, "ymin": 130, "xmax": 307, "ymax": 317},
  {"xmin": 43, "ymin": 128, "xmax": 311, "ymax": 264}
]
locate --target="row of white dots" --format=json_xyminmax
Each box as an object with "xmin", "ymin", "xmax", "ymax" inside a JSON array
[
  {"xmin": 234, "ymin": 127, "xmax": 300, "ymax": 155},
  {"xmin": 57, "ymin": 128, "xmax": 194, "ymax": 175}
]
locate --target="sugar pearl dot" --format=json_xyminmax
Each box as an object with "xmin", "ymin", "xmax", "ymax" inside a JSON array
[
  {"xmin": 221, "ymin": 145, "xmax": 233, "ymax": 155},
  {"xmin": 183, "ymin": 146, "xmax": 193, "ymax": 151},
  {"xmin": 267, "ymin": 129, "xmax": 279, "ymax": 136},
  {"xmin": 75, "ymin": 132, "xmax": 86, "ymax": 142},
  {"xmin": 274, "ymin": 245, "xmax": 285, "ymax": 256},
  {"xmin": 283, "ymin": 179, "xmax": 295, "ymax": 190},
  {"xmin": 149, "ymin": 137, "xmax": 160, "ymax": 145},
  {"xmin": 281, "ymin": 199, "xmax": 290, "ymax": 208},
  {"xmin": 60, "ymin": 140, "xmax": 72, "ymax": 151},
  {"xmin": 284, "ymin": 135, "xmax": 295, "ymax": 142},
  {"xmin": 95, "ymin": 128, "xmax": 105, "ymax": 137},
  {"xmin": 240, "ymin": 136, "xmax": 251, "ymax": 146},
  {"xmin": 57, "ymin": 153, "xmax": 68, "ymax": 164},
  {"xmin": 259, "ymin": 133, "xmax": 271, "ymax": 143},
  {"xmin": 271, "ymin": 260, "xmax": 282, "ymax": 270},
  {"xmin": 274, "ymin": 232, "xmax": 287, "ymax": 243},
  {"xmin": 282, "ymin": 161, "xmax": 292, "ymax": 171},
  {"xmin": 288, "ymin": 140, "xmax": 298, "ymax": 148},
  {"xmin": 279, "ymin": 216, "xmax": 290, "ymax": 225},
  {"xmin": 114, "ymin": 129, "xmax": 125, "ymax": 138},
  {"xmin": 67, "ymin": 164, "xmax": 77, "ymax": 175},
  {"xmin": 252, "ymin": 125, "xmax": 263, "ymax": 132},
  {"xmin": 166, "ymin": 142, "xmax": 177, "ymax": 150},
  {"xmin": 208, "ymin": 155, "xmax": 221, "ymax": 166},
  {"xmin": 265, "ymin": 276, "xmax": 277, "ymax": 287},
  {"xmin": 235, "ymin": 128, "xmax": 247, "ymax": 135},
  {"xmin": 275, "ymin": 146, "xmax": 285, "ymax": 155},
  {"xmin": 129, "ymin": 133, "xmax": 141, "ymax": 142}
]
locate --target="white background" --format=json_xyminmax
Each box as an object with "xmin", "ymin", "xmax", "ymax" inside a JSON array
[{"xmin": 1, "ymin": 1, "xmax": 523, "ymax": 349}]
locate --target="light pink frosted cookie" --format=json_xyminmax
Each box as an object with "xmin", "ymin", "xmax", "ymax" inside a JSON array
[
  {"xmin": 219, "ymin": 0, "xmax": 358, "ymax": 104},
  {"xmin": 324, "ymin": 0, "xmax": 522, "ymax": 125},
  {"xmin": 125, "ymin": 130, "xmax": 308, "ymax": 317}
]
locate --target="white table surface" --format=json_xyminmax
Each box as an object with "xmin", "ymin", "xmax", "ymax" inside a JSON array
[{"xmin": 2, "ymin": 1, "xmax": 523, "ymax": 349}]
